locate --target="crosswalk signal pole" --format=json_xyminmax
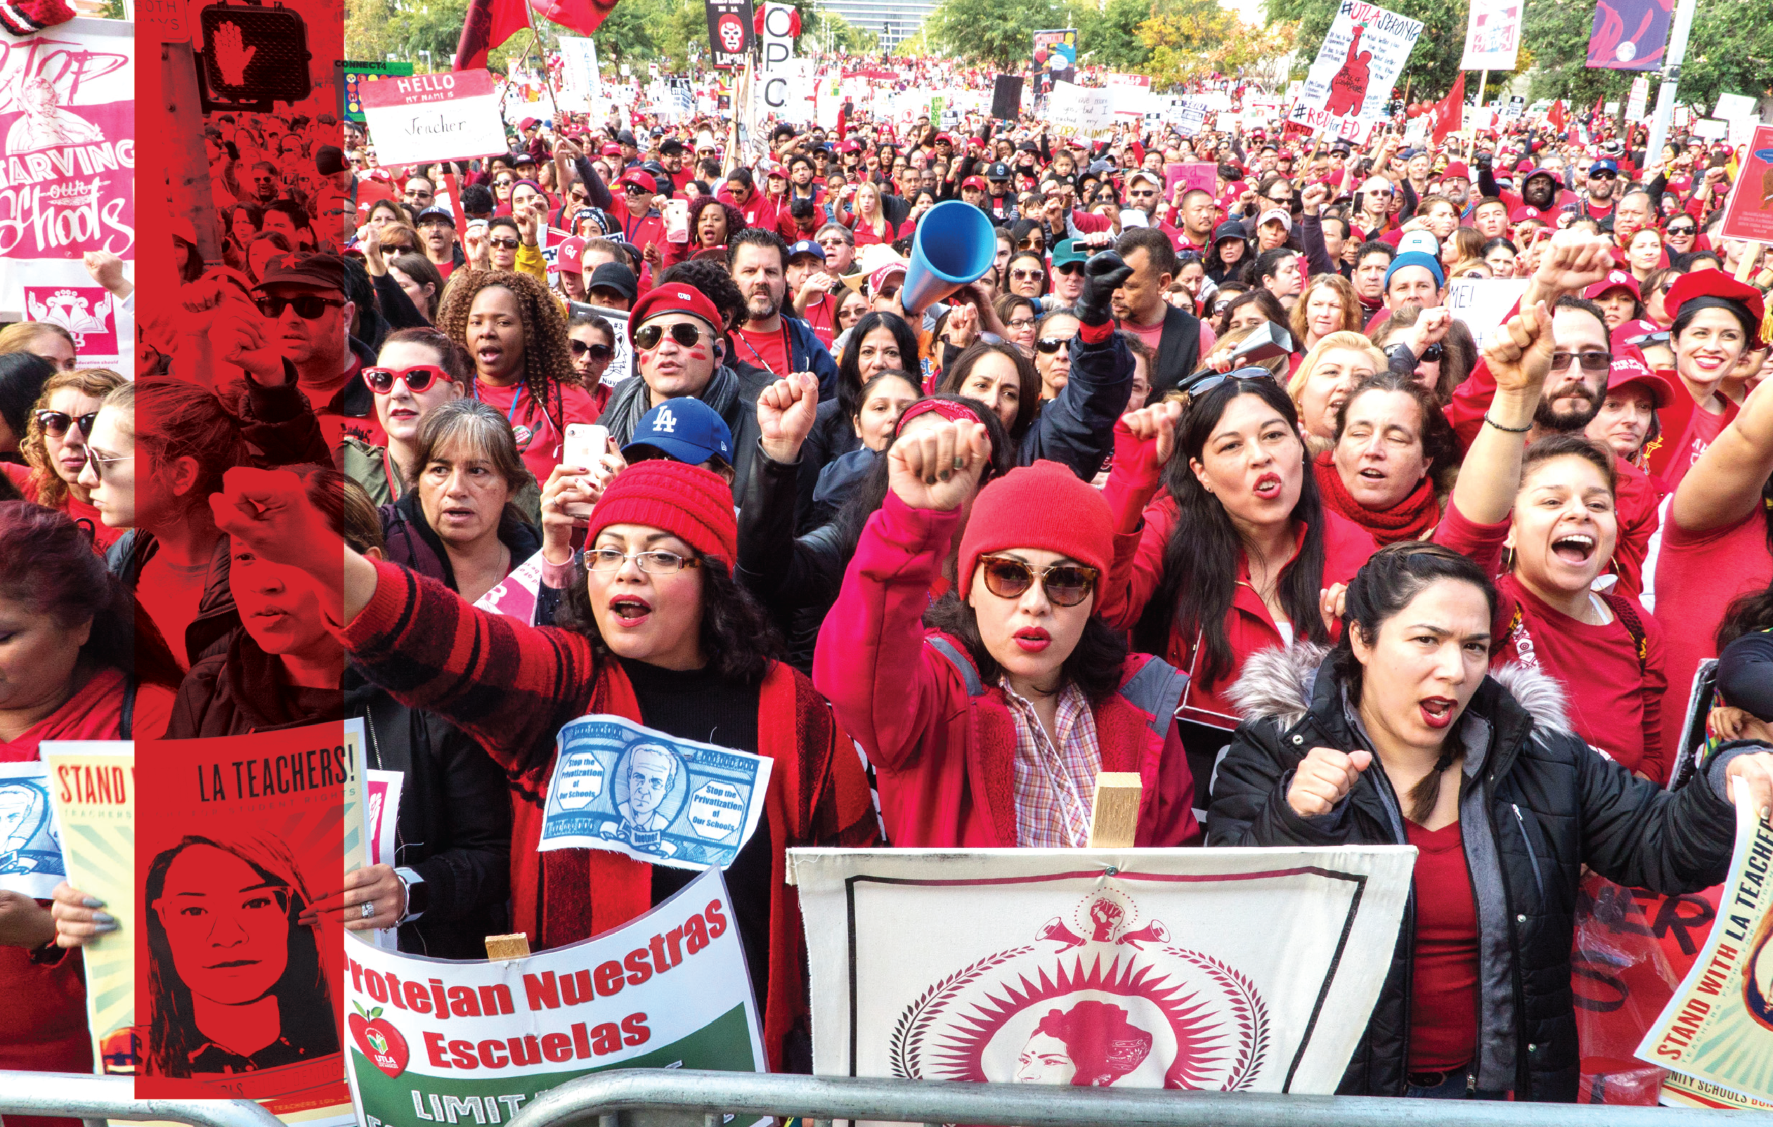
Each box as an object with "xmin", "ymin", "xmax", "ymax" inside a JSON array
[{"xmin": 1643, "ymin": 0, "xmax": 1699, "ymax": 166}]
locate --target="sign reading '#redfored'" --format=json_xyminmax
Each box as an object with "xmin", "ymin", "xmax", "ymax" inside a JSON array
[{"xmin": 359, "ymin": 69, "xmax": 509, "ymax": 168}]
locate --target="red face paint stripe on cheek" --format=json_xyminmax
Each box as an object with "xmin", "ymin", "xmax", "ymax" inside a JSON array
[{"xmin": 686, "ymin": 348, "xmax": 709, "ymax": 360}]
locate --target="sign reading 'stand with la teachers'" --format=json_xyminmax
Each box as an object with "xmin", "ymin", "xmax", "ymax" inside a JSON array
[{"xmin": 359, "ymin": 70, "xmax": 512, "ymax": 168}]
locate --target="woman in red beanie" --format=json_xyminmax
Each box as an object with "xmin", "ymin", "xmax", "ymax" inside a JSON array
[
  {"xmin": 206, "ymin": 458, "xmax": 880, "ymax": 1073},
  {"xmin": 813, "ymin": 415, "xmax": 1200, "ymax": 849}
]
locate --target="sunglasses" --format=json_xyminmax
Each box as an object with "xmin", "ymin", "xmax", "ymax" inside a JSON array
[
  {"xmin": 570, "ymin": 340, "xmax": 615, "ymax": 360},
  {"xmin": 1054, "ymin": 262, "xmax": 1084, "ymax": 275},
  {"xmin": 634, "ymin": 322, "xmax": 708, "ymax": 350},
  {"xmin": 487, "ymin": 236, "xmax": 521, "ymax": 251},
  {"xmin": 623, "ymin": 183, "xmax": 652, "ymax": 194},
  {"xmin": 83, "ymin": 448, "xmax": 132, "ymax": 481},
  {"xmin": 1550, "ymin": 350, "xmax": 1612, "ymax": 372},
  {"xmin": 1180, "ymin": 366, "xmax": 1279, "ymax": 402},
  {"xmin": 977, "ymin": 554, "xmax": 1099, "ymax": 608},
  {"xmin": 1010, "ymin": 268, "xmax": 1045, "ymax": 281},
  {"xmin": 256, "ymin": 294, "xmax": 344, "ymax": 320},
  {"xmin": 1035, "ymin": 337, "xmax": 1071, "ymax": 354},
  {"xmin": 36, "ymin": 409, "xmax": 98, "ymax": 438},
  {"xmin": 1666, "ymin": 225, "xmax": 1696, "ymax": 236},
  {"xmin": 363, "ymin": 364, "xmax": 450, "ymax": 393},
  {"xmin": 1420, "ymin": 343, "xmax": 1444, "ymax": 362}
]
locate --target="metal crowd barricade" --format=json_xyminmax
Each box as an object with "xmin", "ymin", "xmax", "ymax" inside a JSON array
[
  {"xmin": 506, "ymin": 1069, "xmax": 1772, "ymax": 1127},
  {"xmin": 0, "ymin": 1071, "xmax": 283, "ymax": 1127}
]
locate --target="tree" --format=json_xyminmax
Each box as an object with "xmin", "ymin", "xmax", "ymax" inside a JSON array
[
  {"xmin": 1068, "ymin": 0, "xmax": 1154, "ymax": 72},
  {"xmin": 928, "ymin": 0, "xmax": 1067, "ymax": 69},
  {"xmin": 1136, "ymin": 0, "xmax": 1293, "ymax": 89}
]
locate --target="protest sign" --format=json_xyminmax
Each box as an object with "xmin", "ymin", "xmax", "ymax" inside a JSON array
[
  {"xmin": 360, "ymin": 70, "xmax": 509, "ymax": 168},
  {"xmin": 1692, "ymin": 118, "xmax": 1728, "ymax": 141},
  {"xmin": 1164, "ymin": 162, "xmax": 1217, "ymax": 198},
  {"xmin": 1716, "ymin": 93, "xmax": 1758, "ymax": 122},
  {"xmin": 1588, "ymin": 0, "xmax": 1670, "ymax": 69},
  {"xmin": 43, "ymin": 742, "xmax": 134, "ymax": 1075},
  {"xmin": 0, "ymin": 762, "xmax": 65, "ymax": 897},
  {"xmin": 758, "ymin": 1, "xmax": 796, "ymax": 71},
  {"xmin": 539, "ymin": 715, "xmax": 772, "ymax": 871},
  {"xmin": 1715, "ymin": 125, "xmax": 1773, "ymax": 244},
  {"xmin": 990, "ymin": 74, "xmax": 1024, "ymax": 121},
  {"xmin": 0, "ymin": 16, "xmax": 133, "ymax": 362},
  {"xmin": 705, "ymin": 0, "xmax": 755, "ymax": 68},
  {"xmin": 1031, "ymin": 29, "xmax": 1075, "ymax": 96},
  {"xmin": 1448, "ymin": 277, "xmax": 1529, "ymax": 349},
  {"xmin": 556, "ymin": 37, "xmax": 601, "ymax": 111},
  {"xmin": 1459, "ymin": 0, "xmax": 1521, "ymax": 70},
  {"xmin": 343, "ymin": 868, "xmax": 765, "ymax": 1124},
  {"xmin": 1167, "ymin": 98, "xmax": 1209, "ymax": 136},
  {"xmin": 1627, "ymin": 77, "xmax": 1650, "ymax": 122},
  {"xmin": 1288, "ymin": 1, "xmax": 1423, "ymax": 143},
  {"xmin": 1047, "ymin": 81, "xmax": 1114, "ymax": 142},
  {"xmin": 793, "ymin": 847, "xmax": 1414, "ymax": 1092},
  {"xmin": 475, "ymin": 549, "xmax": 547, "ymax": 625},
  {"xmin": 136, "ymin": 725, "xmax": 360, "ymax": 1102},
  {"xmin": 1636, "ymin": 790, "xmax": 1773, "ymax": 1102}
]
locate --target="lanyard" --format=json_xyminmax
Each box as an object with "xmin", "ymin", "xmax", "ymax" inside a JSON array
[{"xmin": 736, "ymin": 324, "xmax": 794, "ymax": 376}]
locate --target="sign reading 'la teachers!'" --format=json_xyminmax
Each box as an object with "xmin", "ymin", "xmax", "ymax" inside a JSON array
[{"xmin": 358, "ymin": 70, "xmax": 510, "ymax": 168}]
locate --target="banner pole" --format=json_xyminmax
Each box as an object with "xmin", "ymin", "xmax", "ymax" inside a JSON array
[
  {"xmin": 1644, "ymin": 0, "xmax": 1700, "ymax": 168},
  {"xmin": 1473, "ymin": 69, "xmax": 1486, "ymax": 109}
]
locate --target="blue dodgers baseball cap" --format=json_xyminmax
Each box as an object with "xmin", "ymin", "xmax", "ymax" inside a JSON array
[
  {"xmin": 787, "ymin": 239, "xmax": 825, "ymax": 262},
  {"xmin": 1383, "ymin": 250, "xmax": 1446, "ymax": 292},
  {"xmin": 622, "ymin": 397, "xmax": 735, "ymax": 467}
]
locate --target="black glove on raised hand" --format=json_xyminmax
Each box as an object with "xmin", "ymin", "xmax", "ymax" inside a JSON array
[{"xmin": 1074, "ymin": 250, "xmax": 1132, "ymax": 328}]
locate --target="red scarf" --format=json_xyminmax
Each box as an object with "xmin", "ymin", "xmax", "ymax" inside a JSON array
[{"xmin": 1312, "ymin": 451, "xmax": 1440, "ymax": 546}]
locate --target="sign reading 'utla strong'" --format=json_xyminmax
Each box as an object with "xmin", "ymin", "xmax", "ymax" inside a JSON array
[{"xmin": 359, "ymin": 69, "xmax": 510, "ymax": 168}]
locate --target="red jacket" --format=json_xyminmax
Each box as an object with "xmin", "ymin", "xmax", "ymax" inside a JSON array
[
  {"xmin": 813, "ymin": 495, "xmax": 1200, "ymax": 848},
  {"xmin": 341, "ymin": 560, "xmax": 880, "ymax": 1070},
  {"xmin": 1095, "ymin": 428, "xmax": 1377, "ymax": 729}
]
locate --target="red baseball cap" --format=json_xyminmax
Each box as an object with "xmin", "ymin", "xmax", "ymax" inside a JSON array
[
  {"xmin": 1603, "ymin": 348, "xmax": 1676, "ymax": 408},
  {"xmin": 556, "ymin": 236, "xmax": 585, "ymax": 275},
  {"xmin": 961, "ymin": 175, "xmax": 989, "ymax": 191},
  {"xmin": 1583, "ymin": 270, "xmax": 1641, "ymax": 302},
  {"xmin": 600, "ymin": 142, "xmax": 623, "ymax": 157},
  {"xmin": 628, "ymin": 283, "xmax": 722, "ymax": 343}
]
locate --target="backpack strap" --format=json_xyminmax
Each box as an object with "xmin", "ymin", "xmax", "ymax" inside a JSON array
[
  {"xmin": 925, "ymin": 636, "xmax": 985, "ymax": 698},
  {"xmin": 1601, "ymin": 593, "xmax": 1649, "ymax": 678}
]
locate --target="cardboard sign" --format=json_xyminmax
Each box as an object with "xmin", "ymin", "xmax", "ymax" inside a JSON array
[
  {"xmin": 1627, "ymin": 77, "xmax": 1649, "ymax": 123},
  {"xmin": 1717, "ymin": 93, "xmax": 1759, "ymax": 122},
  {"xmin": 1288, "ymin": 1, "xmax": 1423, "ymax": 141},
  {"xmin": 1636, "ymin": 790, "xmax": 1773, "ymax": 1102},
  {"xmin": 704, "ymin": 0, "xmax": 755, "ymax": 69},
  {"xmin": 1447, "ymin": 277, "xmax": 1530, "ymax": 349},
  {"xmin": 793, "ymin": 847, "xmax": 1415, "ymax": 1092},
  {"xmin": 1048, "ymin": 80, "xmax": 1114, "ymax": 141},
  {"xmin": 990, "ymin": 74, "xmax": 1024, "ymax": 120},
  {"xmin": 360, "ymin": 70, "xmax": 509, "ymax": 167},
  {"xmin": 343, "ymin": 869, "xmax": 766, "ymax": 1126},
  {"xmin": 1164, "ymin": 162, "xmax": 1217, "ymax": 198}
]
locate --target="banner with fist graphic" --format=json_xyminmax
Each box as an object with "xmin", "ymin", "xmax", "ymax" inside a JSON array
[
  {"xmin": 1287, "ymin": 0, "xmax": 1422, "ymax": 144},
  {"xmin": 793, "ymin": 847, "xmax": 1414, "ymax": 1092}
]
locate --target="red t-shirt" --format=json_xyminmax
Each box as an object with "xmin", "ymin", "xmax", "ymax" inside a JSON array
[
  {"xmin": 733, "ymin": 324, "xmax": 793, "ymax": 378},
  {"xmin": 1407, "ymin": 818, "xmax": 1479, "ymax": 1072},
  {"xmin": 472, "ymin": 377, "xmax": 603, "ymax": 487},
  {"xmin": 1652, "ymin": 509, "xmax": 1773, "ymax": 757},
  {"xmin": 137, "ymin": 550, "xmax": 214, "ymax": 672},
  {"xmin": 1435, "ymin": 499, "xmax": 1668, "ymax": 779},
  {"xmin": 1645, "ymin": 391, "xmax": 1735, "ymax": 494},
  {"xmin": 801, "ymin": 293, "xmax": 840, "ymax": 348}
]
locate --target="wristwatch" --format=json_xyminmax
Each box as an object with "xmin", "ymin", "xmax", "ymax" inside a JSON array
[{"xmin": 394, "ymin": 867, "xmax": 427, "ymax": 924}]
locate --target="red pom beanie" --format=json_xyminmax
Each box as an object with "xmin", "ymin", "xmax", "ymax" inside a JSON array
[
  {"xmin": 957, "ymin": 461, "xmax": 1113, "ymax": 599},
  {"xmin": 586, "ymin": 460, "xmax": 737, "ymax": 564}
]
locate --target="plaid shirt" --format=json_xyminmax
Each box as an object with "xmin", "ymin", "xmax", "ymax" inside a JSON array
[{"xmin": 1001, "ymin": 679, "xmax": 1102, "ymax": 848}]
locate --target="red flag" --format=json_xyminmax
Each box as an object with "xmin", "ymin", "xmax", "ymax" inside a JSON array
[
  {"xmin": 1431, "ymin": 72, "xmax": 1466, "ymax": 143},
  {"xmin": 1548, "ymin": 99, "xmax": 1566, "ymax": 131},
  {"xmin": 456, "ymin": 0, "xmax": 617, "ymax": 71}
]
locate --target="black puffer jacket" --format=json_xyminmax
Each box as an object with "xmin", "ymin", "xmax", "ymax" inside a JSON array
[
  {"xmin": 735, "ymin": 443, "xmax": 851, "ymax": 674},
  {"xmin": 1209, "ymin": 643, "xmax": 1741, "ymax": 1101}
]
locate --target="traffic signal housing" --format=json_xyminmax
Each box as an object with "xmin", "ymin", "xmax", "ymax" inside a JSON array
[{"xmin": 197, "ymin": 1, "xmax": 313, "ymax": 108}]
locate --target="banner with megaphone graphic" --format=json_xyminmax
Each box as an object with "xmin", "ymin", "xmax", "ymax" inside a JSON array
[{"xmin": 902, "ymin": 201, "xmax": 998, "ymax": 315}]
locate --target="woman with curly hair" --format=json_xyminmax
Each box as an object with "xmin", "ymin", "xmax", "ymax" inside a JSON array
[
  {"xmin": 434, "ymin": 269, "xmax": 601, "ymax": 484},
  {"xmin": 16, "ymin": 367, "xmax": 128, "ymax": 551},
  {"xmin": 663, "ymin": 196, "xmax": 745, "ymax": 270}
]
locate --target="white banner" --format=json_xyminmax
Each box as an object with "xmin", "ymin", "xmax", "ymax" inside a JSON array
[
  {"xmin": 1289, "ymin": 1, "xmax": 1423, "ymax": 142},
  {"xmin": 760, "ymin": 1, "xmax": 796, "ymax": 72},
  {"xmin": 793, "ymin": 847, "xmax": 1415, "ymax": 1092},
  {"xmin": 361, "ymin": 70, "xmax": 510, "ymax": 168},
  {"xmin": 344, "ymin": 869, "xmax": 766, "ymax": 1125},
  {"xmin": 1048, "ymin": 81, "xmax": 1115, "ymax": 141},
  {"xmin": 1627, "ymin": 77, "xmax": 1650, "ymax": 123},
  {"xmin": 1459, "ymin": 0, "xmax": 1521, "ymax": 70},
  {"xmin": 558, "ymin": 36, "xmax": 602, "ymax": 111},
  {"xmin": 1715, "ymin": 93, "xmax": 1758, "ymax": 122}
]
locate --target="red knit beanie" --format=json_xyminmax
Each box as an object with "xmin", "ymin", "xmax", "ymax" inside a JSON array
[
  {"xmin": 585, "ymin": 460, "xmax": 737, "ymax": 564},
  {"xmin": 956, "ymin": 461, "xmax": 1113, "ymax": 600}
]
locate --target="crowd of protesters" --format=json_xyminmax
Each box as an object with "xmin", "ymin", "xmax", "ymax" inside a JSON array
[{"xmin": 3, "ymin": 58, "xmax": 1773, "ymax": 1107}]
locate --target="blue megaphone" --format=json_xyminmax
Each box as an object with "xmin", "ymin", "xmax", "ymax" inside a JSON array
[{"xmin": 901, "ymin": 200, "xmax": 999, "ymax": 315}]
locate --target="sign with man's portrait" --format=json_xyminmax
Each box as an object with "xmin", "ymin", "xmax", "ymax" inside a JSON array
[{"xmin": 539, "ymin": 715, "xmax": 773, "ymax": 870}]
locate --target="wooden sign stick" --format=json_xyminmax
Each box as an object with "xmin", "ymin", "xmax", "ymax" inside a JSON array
[
  {"xmin": 1088, "ymin": 772, "xmax": 1143, "ymax": 850},
  {"xmin": 484, "ymin": 932, "xmax": 531, "ymax": 960}
]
